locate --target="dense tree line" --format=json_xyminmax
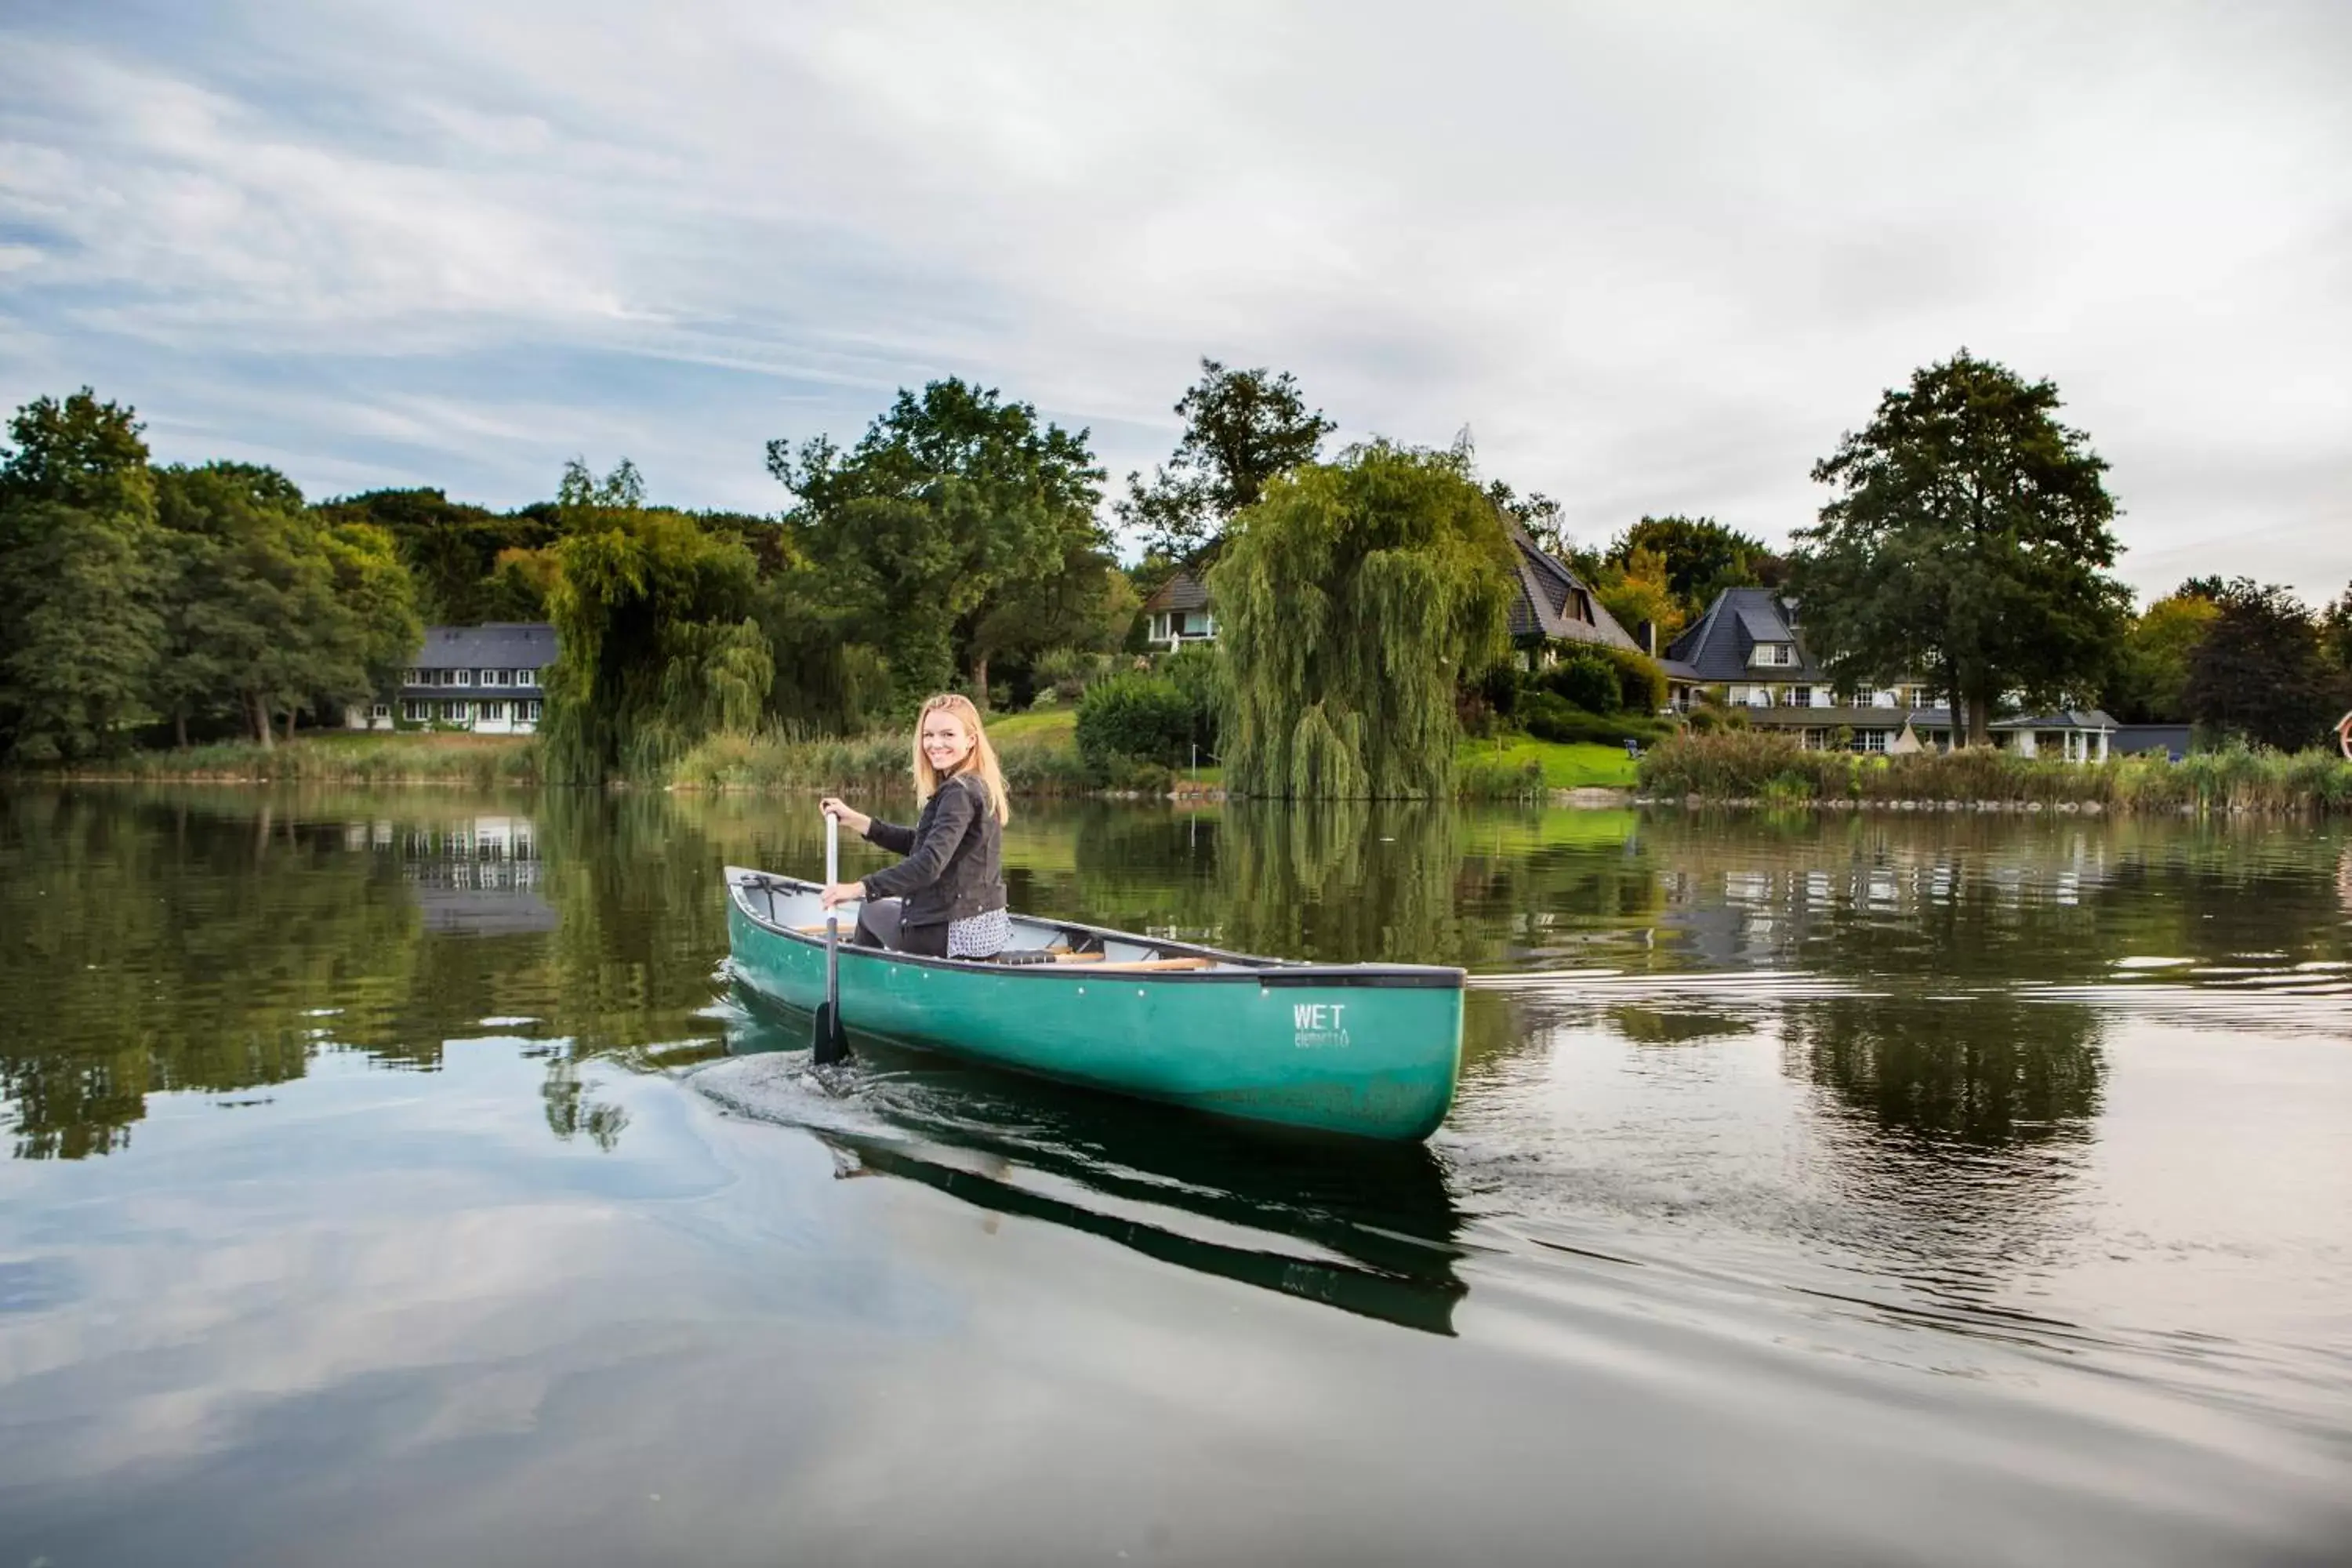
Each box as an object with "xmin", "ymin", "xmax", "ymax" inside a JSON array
[
  {"xmin": 0, "ymin": 379, "xmax": 1152, "ymax": 774},
  {"xmin": 0, "ymin": 391, "xmax": 419, "ymax": 758},
  {"xmin": 13, "ymin": 348, "xmax": 2340, "ymax": 780}
]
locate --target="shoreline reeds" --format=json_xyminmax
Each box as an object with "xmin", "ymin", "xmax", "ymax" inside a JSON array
[{"xmin": 1636, "ymin": 731, "xmax": 2352, "ymax": 813}]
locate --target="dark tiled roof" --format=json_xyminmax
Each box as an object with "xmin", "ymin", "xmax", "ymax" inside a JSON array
[
  {"xmin": 1666, "ymin": 589, "xmax": 1824, "ymax": 682},
  {"xmin": 1142, "ymin": 572, "xmax": 1210, "ymax": 614},
  {"xmin": 2113, "ymin": 724, "xmax": 2191, "ymax": 755},
  {"xmin": 1993, "ymin": 710, "xmax": 2118, "ymax": 731},
  {"xmin": 1739, "ymin": 705, "xmax": 2118, "ymax": 731},
  {"xmin": 415, "ymin": 622, "xmax": 557, "ymax": 669},
  {"xmin": 1504, "ymin": 521, "xmax": 1644, "ymax": 653}
]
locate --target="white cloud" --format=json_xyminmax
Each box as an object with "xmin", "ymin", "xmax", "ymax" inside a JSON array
[{"xmin": 0, "ymin": 0, "xmax": 2345, "ymax": 595}]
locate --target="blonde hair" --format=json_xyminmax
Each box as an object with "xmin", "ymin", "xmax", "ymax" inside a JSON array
[{"xmin": 911, "ymin": 693, "xmax": 1011, "ymax": 825}]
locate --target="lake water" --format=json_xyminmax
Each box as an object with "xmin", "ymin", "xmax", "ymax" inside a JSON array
[{"xmin": 2, "ymin": 787, "xmax": 2347, "ymax": 1566}]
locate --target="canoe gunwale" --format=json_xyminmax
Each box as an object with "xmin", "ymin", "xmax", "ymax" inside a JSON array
[{"xmin": 724, "ymin": 866, "xmax": 1464, "ymax": 992}]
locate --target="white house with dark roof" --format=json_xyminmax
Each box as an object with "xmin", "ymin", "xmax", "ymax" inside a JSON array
[
  {"xmin": 1664, "ymin": 588, "xmax": 1929, "ymax": 711},
  {"xmin": 1668, "ymin": 588, "xmax": 2116, "ymax": 760},
  {"xmin": 1142, "ymin": 571, "xmax": 1217, "ymax": 649},
  {"xmin": 347, "ymin": 622, "xmax": 557, "ymax": 734}
]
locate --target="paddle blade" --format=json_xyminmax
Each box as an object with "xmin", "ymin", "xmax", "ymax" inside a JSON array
[{"xmin": 811, "ymin": 1000, "xmax": 848, "ymax": 1065}]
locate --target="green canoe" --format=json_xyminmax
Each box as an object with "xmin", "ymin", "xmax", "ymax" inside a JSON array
[{"xmin": 724, "ymin": 866, "xmax": 1465, "ymax": 1142}]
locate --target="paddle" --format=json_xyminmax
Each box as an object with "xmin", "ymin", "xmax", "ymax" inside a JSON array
[{"xmin": 812, "ymin": 809, "xmax": 849, "ymax": 1065}]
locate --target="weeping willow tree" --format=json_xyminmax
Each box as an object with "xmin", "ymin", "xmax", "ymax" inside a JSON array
[
  {"xmin": 1208, "ymin": 442, "xmax": 1515, "ymax": 799},
  {"xmin": 540, "ymin": 462, "xmax": 772, "ymax": 782}
]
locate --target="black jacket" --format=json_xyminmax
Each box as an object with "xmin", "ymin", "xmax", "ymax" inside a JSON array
[{"xmin": 858, "ymin": 771, "xmax": 1005, "ymax": 928}]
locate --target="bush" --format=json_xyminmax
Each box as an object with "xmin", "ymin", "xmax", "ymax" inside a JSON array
[
  {"xmin": 1685, "ymin": 702, "xmax": 1748, "ymax": 734},
  {"xmin": 1456, "ymin": 754, "xmax": 1547, "ymax": 802},
  {"xmin": 1603, "ymin": 646, "xmax": 1670, "ymax": 713},
  {"xmin": 1518, "ymin": 691, "xmax": 1664, "ymax": 746},
  {"xmin": 1541, "ymin": 653, "xmax": 1621, "ymax": 714},
  {"xmin": 1076, "ymin": 672, "xmax": 1211, "ymax": 769},
  {"xmin": 1030, "ymin": 648, "xmax": 1115, "ymax": 707}
]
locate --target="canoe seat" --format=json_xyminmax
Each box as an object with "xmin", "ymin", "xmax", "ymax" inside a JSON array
[{"xmin": 1086, "ymin": 956, "xmax": 1216, "ymax": 972}]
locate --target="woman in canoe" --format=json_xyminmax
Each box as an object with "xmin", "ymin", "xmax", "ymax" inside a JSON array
[{"xmin": 818, "ymin": 693, "xmax": 1011, "ymax": 960}]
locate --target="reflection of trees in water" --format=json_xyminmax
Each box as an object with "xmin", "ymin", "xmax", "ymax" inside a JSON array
[
  {"xmin": 1606, "ymin": 1006, "xmax": 1757, "ymax": 1046},
  {"xmin": 1786, "ymin": 995, "xmax": 2104, "ymax": 1148},
  {"xmin": 1214, "ymin": 803, "xmax": 1664, "ymax": 969},
  {"xmin": 1775, "ymin": 993, "xmax": 2110, "ymax": 1301},
  {"xmin": 0, "ymin": 788, "xmax": 737, "ymax": 1160},
  {"xmin": 1219, "ymin": 800, "xmax": 1463, "ymax": 964},
  {"xmin": 1639, "ymin": 813, "xmax": 2352, "ymax": 982},
  {"xmin": 0, "ymin": 791, "xmax": 419, "ymax": 1157},
  {"xmin": 539, "ymin": 1054, "xmax": 630, "ymax": 1151}
]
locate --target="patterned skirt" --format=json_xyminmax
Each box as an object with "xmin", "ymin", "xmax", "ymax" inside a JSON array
[{"xmin": 946, "ymin": 905, "xmax": 1011, "ymax": 959}]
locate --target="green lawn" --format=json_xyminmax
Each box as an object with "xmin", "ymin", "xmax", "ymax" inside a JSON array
[
  {"xmin": 981, "ymin": 706, "xmax": 1635, "ymax": 792},
  {"xmin": 1457, "ymin": 735, "xmax": 1641, "ymax": 789},
  {"xmin": 983, "ymin": 706, "xmax": 1078, "ymax": 745}
]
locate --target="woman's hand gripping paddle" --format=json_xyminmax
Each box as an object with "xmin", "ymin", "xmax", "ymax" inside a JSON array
[{"xmin": 813, "ymin": 810, "xmax": 850, "ymax": 1064}]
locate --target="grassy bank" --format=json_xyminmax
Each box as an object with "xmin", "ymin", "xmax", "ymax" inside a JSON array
[
  {"xmin": 673, "ymin": 710, "xmax": 1111, "ymax": 795},
  {"xmin": 1457, "ymin": 736, "xmax": 1640, "ymax": 799},
  {"xmin": 29, "ymin": 732, "xmax": 543, "ymax": 788},
  {"xmin": 677, "ymin": 713, "xmax": 1636, "ymax": 801},
  {"xmin": 1638, "ymin": 731, "xmax": 2352, "ymax": 812}
]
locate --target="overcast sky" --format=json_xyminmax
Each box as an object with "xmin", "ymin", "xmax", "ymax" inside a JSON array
[{"xmin": 2, "ymin": 0, "xmax": 2345, "ymax": 599}]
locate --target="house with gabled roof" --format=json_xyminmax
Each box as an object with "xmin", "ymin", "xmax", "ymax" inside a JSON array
[
  {"xmin": 1667, "ymin": 587, "xmax": 2115, "ymax": 759},
  {"xmin": 1141, "ymin": 570, "xmax": 1217, "ymax": 650},
  {"xmin": 1503, "ymin": 519, "xmax": 1650, "ymax": 665},
  {"xmin": 347, "ymin": 622, "xmax": 557, "ymax": 734},
  {"xmin": 1666, "ymin": 587, "xmax": 1930, "ymax": 715}
]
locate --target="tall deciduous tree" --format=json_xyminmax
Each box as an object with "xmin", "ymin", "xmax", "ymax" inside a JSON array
[
  {"xmin": 1119, "ymin": 359, "xmax": 1334, "ymax": 564},
  {"xmin": 314, "ymin": 486, "xmax": 554, "ymax": 623},
  {"xmin": 1790, "ymin": 351, "xmax": 2129, "ymax": 743},
  {"xmin": 1210, "ymin": 443, "xmax": 1515, "ymax": 800},
  {"xmin": 2182, "ymin": 579, "xmax": 2336, "ymax": 750},
  {"xmin": 1592, "ymin": 544, "xmax": 1685, "ymax": 650},
  {"xmin": 1606, "ymin": 515, "xmax": 1779, "ymax": 617},
  {"xmin": 0, "ymin": 390, "xmax": 163, "ymax": 760},
  {"xmin": 768, "ymin": 379, "xmax": 1105, "ymax": 708},
  {"xmin": 2101, "ymin": 587, "xmax": 2220, "ymax": 724},
  {"xmin": 153, "ymin": 463, "xmax": 412, "ymax": 746}
]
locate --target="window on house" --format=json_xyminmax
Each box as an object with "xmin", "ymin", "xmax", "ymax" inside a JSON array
[
  {"xmin": 402, "ymin": 668, "xmax": 422, "ymax": 685},
  {"xmin": 1857, "ymin": 728, "xmax": 1889, "ymax": 753},
  {"xmin": 517, "ymin": 668, "xmax": 538, "ymax": 688},
  {"xmin": 444, "ymin": 701, "xmax": 470, "ymax": 722},
  {"xmin": 480, "ymin": 700, "xmax": 506, "ymax": 722},
  {"xmin": 1751, "ymin": 643, "xmax": 1794, "ymax": 667},
  {"xmin": 401, "ymin": 700, "xmax": 430, "ymax": 722},
  {"xmin": 370, "ymin": 703, "xmax": 390, "ymax": 719},
  {"xmin": 1791, "ymin": 685, "xmax": 1813, "ymax": 708},
  {"xmin": 522, "ymin": 700, "xmax": 543, "ymax": 721}
]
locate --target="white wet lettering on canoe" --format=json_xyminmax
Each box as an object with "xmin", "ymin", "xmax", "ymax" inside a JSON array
[{"xmin": 1292, "ymin": 1001, "xmax": 1350, "ymax": 1049}]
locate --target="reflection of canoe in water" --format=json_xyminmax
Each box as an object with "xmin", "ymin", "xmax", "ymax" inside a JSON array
[
  {"xmin": 705, "ymin": 1009, "xmax": 1469, "ymax": 1334},
  {"xmin": 724, "ymin": 866, "xmax": 1465, "ymax": 1142}
]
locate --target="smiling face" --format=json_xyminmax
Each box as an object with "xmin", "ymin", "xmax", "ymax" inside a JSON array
[{"xmin": 920, "ymin": 708, "xmax": 976, "ymax": 775}]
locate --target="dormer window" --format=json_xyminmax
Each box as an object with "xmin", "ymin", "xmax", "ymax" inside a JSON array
[{"xmin": 1750, "ymin": 643, "xmax": 1795, "ymax": 667}]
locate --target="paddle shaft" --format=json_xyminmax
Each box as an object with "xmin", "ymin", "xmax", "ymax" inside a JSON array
[{"xmin": 815, "ymin": 811, "xmax": 848, "ymax": 1063}]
